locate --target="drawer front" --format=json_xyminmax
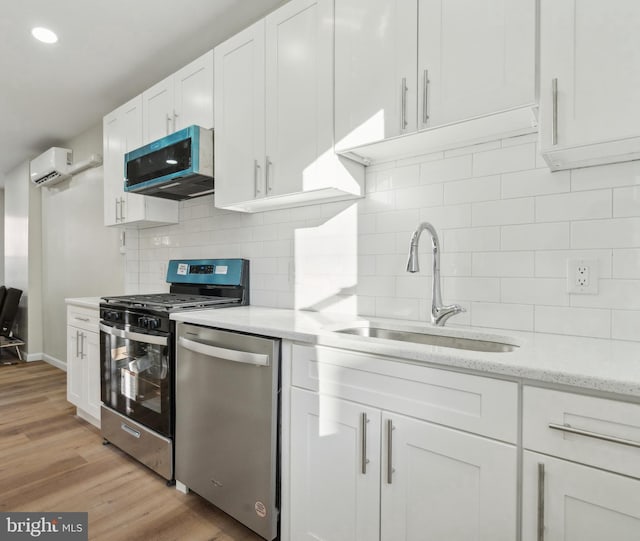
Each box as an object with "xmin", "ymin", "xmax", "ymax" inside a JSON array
[
  {"xmin": 523, "ymin": 386, "xmax": 640, "ymax": 479},
  {"xmin": 67, "ymin": 305, "xmax": 99, "ymax": 332},
  {"xmin": 291, "ymin": 344, "xmax": 518, "ymax": 443}
]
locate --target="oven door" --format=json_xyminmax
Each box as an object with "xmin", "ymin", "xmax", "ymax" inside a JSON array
[{"xmin": 100, "ymin": 323, "xmax": 172, "ymax": 437}]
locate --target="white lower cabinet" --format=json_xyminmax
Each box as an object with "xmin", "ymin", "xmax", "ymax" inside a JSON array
[
  {"xmin": 290, "ymin": 388, "xmax": 381, "ymax": 541},
  {"xmin": 523, "ymin": 452, "xmax": 640, "ymax": 541},
  {"xmin": 287, "ymin": 344, "xmax": 518, "ymax": 541},
  {"xmin": 522, "ymin": 386, "xmax": 640, "ymax": 540},
  {"xmin": 66, "ymin": 305, "xmax": 101, "ymax": 427},
  {"xmin": 381, "ymin": 412, "xmax": 516, "ymax": 541}
]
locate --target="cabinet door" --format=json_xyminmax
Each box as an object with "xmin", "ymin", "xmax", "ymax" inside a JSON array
[
  {"xmin": 381, "ymin": 412, "xmax": 517, "ymax": 541},
  {"xmin": 289, "ymin": 388, "xmax": 381, "ymax": 541},
  {"xmin": 214, "ymin": 21, "xmax": 267, "ymax": 208},
  {"xmin": 174, "ymin": 49, "xmax": 214, "ymax": 131},
  {"xmin": 539, "ymin": 0, "xmax": 640, "ymax": 151},
  {"xmin": 265, "ymin": 0, "xmax": 335, "ymax": 197},
  {"xmin": 84, "ymin": 331, "xmax": 101, "ymax": 421},
  {"xmin": 418, "ymin": 0, "xmax": 535, "ymax": 129},
  {"xmin": 335, "ymin": 0, "xmax": 418, "ymax": 150},
  {"xmin": 119, "ymin": 98, "xmax": 146, "ymax": 223},
  {"xmin": 103, "ymin": 109, "xmax": 121, "ymax": 227},
  {"xmin": 66, "ymin": 326, "xmax": 82, "ymax": 407},
  {"xmin": 523, "ymin": 451, "xmax": 640, "ymax": 541},
  {"xmin": 142, "ymin": 75, "xmax": 174, "ymax": 144}
]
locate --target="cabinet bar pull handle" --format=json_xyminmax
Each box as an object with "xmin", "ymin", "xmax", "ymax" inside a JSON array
[
  {"xmin": 115, "ymin": 199, "xmax": 120, "ymax": 222},
  {"xmin": 74, "ymin": 317, "xmax": 90, "ymax": 322},
  {"xmin": 537, "ymin": 462, "xmax": 545, "ymax": 541},
  {"xmin": 80, "ymin": 332, "xmax": 85, "ymax": 358},
  {"xmin": 386, "ymin": 419, "xmax": 394, "ymax": 484},
  {"xmin": 401, "ymin": 78, "xmax": 408, "ymax": 130},
  {"xmin": 422, "ymin": 69, "xmax": 429, "ymax": 125},
  {"xmin": 548, "ymin": 422, "xmax": 640, "ymax": 449},
  {"xmin": 254, "ymin": 160, "xmax": 261, "ymax": 197},
  {"xmin": 173, "ymin": 110, "xmax": 178, "ymax": 132},
  {"xmin": 166, "ymin": 114, "xmax": 172, "ymax": 135},
  {"xmin": 75, "ymin": 330, "xmax": 80, "ymax": 358},
  {"xmin": 551, "ymin": 78, "xmax": 558, "ymax": 145},
  {"xmin": 120, "ymin": 197, "xmax": 126, "ymax": 221},
  {"xmin": 361, "ymin": 412, "xmax": 369, "ymax": 474},
  {"xmin": 266, "ymin": 157, "xmax": 273, "ymax": 193}
]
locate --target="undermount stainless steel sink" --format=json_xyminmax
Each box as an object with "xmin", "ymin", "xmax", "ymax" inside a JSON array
[{"xmin": 335, "ymin": 326, "xmax": 518, "ymax": 353}]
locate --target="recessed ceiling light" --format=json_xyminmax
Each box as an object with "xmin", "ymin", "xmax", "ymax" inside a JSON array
[{"xmin": 31, "ymin": 27, "xmax": 58, "ymax": 44}]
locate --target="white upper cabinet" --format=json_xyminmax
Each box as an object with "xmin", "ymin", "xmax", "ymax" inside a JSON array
[
  {"xmin": 334, "ymin": 0, "xmax": 418, "ymax": 150},
  {"xmin": 539, "ymin": 0, "xmax": 640, "ymax": 170},
  {"xmin": 103, "ymin": 96, "xmax": 178, "ymax": 228},
  {"xmin": 214, "ymin": 21, "xmax": 267, "ymax": 209},
  {"xmin": 214, "ymin": 0, "xmax": 364, "ymax": 213},
  {"xmin": 142, "ymin": 49, "xmax": 214, "ymax": 144},
  {"xmin": 418, "ymin": 0, "xmax": 535, "ymax": 128},
  {"xmin": 335, "ymin": 0, "xmax": 536, "ymax": 163}
]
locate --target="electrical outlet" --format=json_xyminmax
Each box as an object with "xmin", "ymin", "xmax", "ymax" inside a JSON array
[{"xmin": 567, "ymin": 258, "xmax": 599, "ymax": 294}]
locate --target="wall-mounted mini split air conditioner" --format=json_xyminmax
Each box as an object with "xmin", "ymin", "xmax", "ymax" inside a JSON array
[{"xmin": 30, "ymin": 147, "xmax": 103, "ymax": 188}]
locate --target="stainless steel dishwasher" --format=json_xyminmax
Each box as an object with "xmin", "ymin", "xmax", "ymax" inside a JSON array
[{"xmin": 175, "ymin": 322, "xmax": 280, "ymax": 541}]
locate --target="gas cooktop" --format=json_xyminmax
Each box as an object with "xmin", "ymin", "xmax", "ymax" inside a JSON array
[{"xmin": 101, "ymin": 293, "xmax": 238, "ymax": 312}]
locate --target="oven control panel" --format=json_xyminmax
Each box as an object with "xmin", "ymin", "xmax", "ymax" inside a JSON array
[{"xmin": 166, "ymin": 258, "xmax": 247, "ymax": 286}]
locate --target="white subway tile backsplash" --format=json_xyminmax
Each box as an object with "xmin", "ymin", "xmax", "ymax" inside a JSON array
[
  {"xmin": 535, "ymin": 250, "xmax": 613, "ymax": 278},
  {"xmin": 472, "ymin": 251, "xmax": 534, "ymax": 277},
  {"xmin": 444, "ymin": 175, "xmax": 500, "ymax": 205},
  {"xmin": 419, "ymin": 155, "xmax": 472, "ymax": 184},
  {"xmin": 571, "ymin": 160, "xmax": 640, "ymax": 191},
  {"xmin": 612, "ymin": 249, "xmax": 640, "ymax": 279},
  {"xmin": 127, "ymin": 139, "xmax": 640, "ymax": 342},
  {"xmin": 419, "ymin": 204, "xmax": 472, "ymax": 230},
  {"xmin": 444, "ymin": 277, "xmax": 500, "ymax": 302},
  {"xmin": 534, "ymin": 306, "xmax": 611, "ymax": 338},
  {"xmin": 571, "ymin": 218, "xmax": 640, "ymax": 249},
  {"xmin": 444, "ymin": 227, "xmax": 501, "ymax": 252},
  {"xmin": 611, "ymin": 310, "xmax": 640, "ymax": 341},
  {"xmin": 536, "ymin": 190, "xmax": 612, "ymax": 223},
  {"xmin": 471, "ymin": 302, "xmax": 534, "ymax": 331},
  {"xmin": 395, "ymin": 184, "xmax": 444, "ymax": 209},
  {"xmin": 501, "ymin": 169, "xmax": 570, "ymax": 199},
  {"xmin": 571, "ymin": 279, "xmax": 640, "ymax": 310},
  {"xmin": 472, "ymin": 143, "xmax": 536, "ymax": 176},
  {"xmin": 502, "ymin": 223, "xmax": 570, "ymax": 250},
  {"xmin": 472, "ymin": 197, "xmax": 534, "ymax": 226},
  {"xmin": 613, "ymin": 186, "xmax": 640, "ymax": 217},
  {"xmin": 501, "ymin": 278, "xmax": 569, "ymax": 306}
]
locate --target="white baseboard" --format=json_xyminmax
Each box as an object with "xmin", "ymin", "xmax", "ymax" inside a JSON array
[
  {"xmin": 26, "ymin": 352, "xmax": 43, "ymax": 362},
  {"xmin": 42, "ymin": 354, "xmax": 67, "ymax": 372}
]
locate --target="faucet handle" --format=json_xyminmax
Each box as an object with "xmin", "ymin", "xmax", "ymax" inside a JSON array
[{"xmin": 432, "ymin": 303, "xmax": 465, "ymax": 327}]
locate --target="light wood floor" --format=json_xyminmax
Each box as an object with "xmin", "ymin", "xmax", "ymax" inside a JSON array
[{"xmin": 0, "ymin": 361, "xmax": 264, "ymax": 541}]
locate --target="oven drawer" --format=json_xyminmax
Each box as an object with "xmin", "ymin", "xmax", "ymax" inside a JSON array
[
  {"xmin": 67, "ymin": 305, "xmax": 99, "ymax": 332},
  {"xmin": 101, "ymin": 406, "xmax": 173, "ymax": 480}
]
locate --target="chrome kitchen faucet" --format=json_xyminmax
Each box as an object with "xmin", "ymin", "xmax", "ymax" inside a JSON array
[{"xmin": 406, "ymin": 222, "xmax": 465, "ymax": 327}]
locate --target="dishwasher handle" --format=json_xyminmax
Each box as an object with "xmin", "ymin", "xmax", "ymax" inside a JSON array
[{"xmin": 178, "ymin": 336, "xmax": 270, "ymax": 367}]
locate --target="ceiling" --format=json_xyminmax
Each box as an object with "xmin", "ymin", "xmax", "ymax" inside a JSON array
[{"xmin": 0, "ymin": 0, "xmax": 286, "ymax": 178}]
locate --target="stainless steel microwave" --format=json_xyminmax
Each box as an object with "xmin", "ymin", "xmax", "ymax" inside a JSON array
[{"xmin": 124, "ymin": 125, "xmax": 213, "ymax": 201}]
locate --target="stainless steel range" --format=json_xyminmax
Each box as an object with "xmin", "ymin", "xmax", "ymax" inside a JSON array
[{"xmin": 99, "ymin": 258, "xmax": 249, "ymax": 481}]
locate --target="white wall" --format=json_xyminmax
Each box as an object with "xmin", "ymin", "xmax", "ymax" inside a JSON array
[
  {"xmin": 41, "ymin": 124, "xmax": 125, "ymax": 364},
  {"xmin": 126, "ymin": 132, "xmax": 640, "ymax": 342}
]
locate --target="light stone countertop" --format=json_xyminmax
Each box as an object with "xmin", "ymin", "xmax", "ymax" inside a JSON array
[
  {"xmin": 65, "ymin": 297, "xmax": 102, "ymax": 309},
  {"xmin": 171, "ymin": 306, "xmax": 640, "ymax": 400}
]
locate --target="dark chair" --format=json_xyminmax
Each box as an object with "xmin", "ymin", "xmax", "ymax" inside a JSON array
[
  {"xmin": 0, "ymin": 288, "xmax": 22, "ymax": 337},
  {"xmin": 0, "ymin": 286, "xmax": 7, "ymax": 312}
]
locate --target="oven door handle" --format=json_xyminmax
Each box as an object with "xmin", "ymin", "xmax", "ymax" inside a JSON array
[
  {"xmin": 100, "ymin": 324, "xmax": 168, "ymax": 346},
  {"xmin": 178, "ymin": 336, "xmax": 270, "ymax": 367}
]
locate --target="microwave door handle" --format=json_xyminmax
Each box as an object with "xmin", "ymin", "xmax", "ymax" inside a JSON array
[
  {"xmin": 178, "ymin": 336, "xmax": 270, "ymax": 367},
  {"xmin": 99, "ymin": 324, "xmax": 168, "ymax": 347}
]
